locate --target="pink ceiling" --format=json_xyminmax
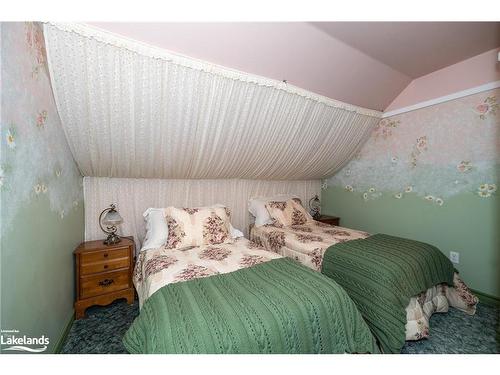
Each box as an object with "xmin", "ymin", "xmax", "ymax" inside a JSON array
[
  {"xmin": 87, "ymin": 22, "xmax": 500, "ymax": 111},
  {"xmin": 87, "ymin": 22, "xmax": 411, "ymax": 111},
  {"xmin": 311, "ymin": 22, "xmax": 500, "ymax": 78},
  {"xmin": 385, "ymin": 48, "xmax": 500, "ymax": 112}
]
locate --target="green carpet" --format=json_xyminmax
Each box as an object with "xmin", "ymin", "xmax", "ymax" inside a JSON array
[{"xmin": 60, "ymin": 299, "xmax": 499, "ymax": 354}]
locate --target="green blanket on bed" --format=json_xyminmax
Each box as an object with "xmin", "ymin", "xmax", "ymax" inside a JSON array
[
  {"xmin": 123, "ymin": 258, "xmax": 378, "ymax": 354},
  {"xmin": 321, "ymin": 233, "xmax": 455, "ymax": 354}
]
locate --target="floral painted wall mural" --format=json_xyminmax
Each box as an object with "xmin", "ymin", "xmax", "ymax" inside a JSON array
[
  {"xmin": 1, "ymin": 22, "xmax": 83, "ymax": 231},
  {"xmin": 327, "ymin": 88, "xmax": 500, "ymax": 205}
]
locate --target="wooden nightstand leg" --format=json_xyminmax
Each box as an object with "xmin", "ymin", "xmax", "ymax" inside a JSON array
[
  {"xmin": 75, "ymin": 305, "xmax": 86, "ymax": 320},
  {"xmin": 126, "ymin": 289, "xmax": 135, "ymax": 305}
]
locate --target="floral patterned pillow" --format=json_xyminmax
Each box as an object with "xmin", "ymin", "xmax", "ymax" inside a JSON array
[
  {"xmin": 164, "ymin": 206, "xmax": 234, "ymax": 250},
  {"xmin": 265, "ymin": 199, "xmax": 313, "ymax": 227}
]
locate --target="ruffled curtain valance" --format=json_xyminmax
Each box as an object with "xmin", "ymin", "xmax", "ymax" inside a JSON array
[{"xmin": 44, "ymin": 22, "xmax": 381, "ymax": 180}]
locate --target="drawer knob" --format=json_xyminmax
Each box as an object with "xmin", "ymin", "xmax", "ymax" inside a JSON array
[
  {"xmin": 98, "ymin": 279, "xmax": 114, "ymax": 287},
  {"xmin": 103, "ymin": 264, "xmax": 109, "ymax": 269},
  {"xmin": 103, "ymin": 253, "xmax": 109, "ymax": 258}
]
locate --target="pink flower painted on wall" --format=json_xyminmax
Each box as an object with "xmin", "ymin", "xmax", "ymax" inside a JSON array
[
  {"xmin": 474, "ymin": 96, "xmax": 498, "ymax": 120},
  {"xmin": 457, "ymin": 161, "xmax": 473, "ymax": 173},
  {"xmin": 25, "ymin": 22, "xmax": 46, "ymax": 78},
  {"xmin": 475, "ymin": 104, "xmax": 489, "ymax": 114},
  {"xmin": 327, "ymin": 89, "xmax": 499, "ymax": 203},
  {"xmin": 36, "ymin": 110, "xmax": 48, "ymax": 128},
  {"xmin": 374, "ymin": 119, "xmax": 400, "ymax": 139},
  {"xmin": 416, "ymin": 136, "xmax": 427, "ymax": 150},
  {"xmin": 410, "ymin": 136, "xmax": 428, "ymax": 168}
]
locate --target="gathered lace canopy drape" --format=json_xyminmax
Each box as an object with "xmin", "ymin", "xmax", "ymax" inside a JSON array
[
  {"xmin": 44, "ymin": 23, "xmax": 381, "ymax": 180},
  {"xmin": 44, "ymin": 23, "xmax": 381, "ymax": 244}
]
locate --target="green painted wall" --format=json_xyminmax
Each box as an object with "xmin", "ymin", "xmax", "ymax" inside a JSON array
[
  {"xmin": 1, "ymin": 22, "xmax": 85, "ymax": 353},
  {"xmin": 1, "ymin": 196, "xmax": 84, "ymax": 353},
  {"xmin": 322, "ymin": 186, "xmax": 500, "ymax": 299}
]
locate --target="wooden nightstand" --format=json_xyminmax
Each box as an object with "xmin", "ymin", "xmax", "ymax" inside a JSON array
[
  {"xmin": 74, "ymin": 237, "xmax": 135, "ymax": 319},
  {"xmin": 315, "ymin": 215, "xmax": 340, "ymax": 226}
]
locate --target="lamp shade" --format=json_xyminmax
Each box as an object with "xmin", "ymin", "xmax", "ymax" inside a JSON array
[{"xmin": 102, "ymin": 209, "xmax": 123, "ymax": 226}]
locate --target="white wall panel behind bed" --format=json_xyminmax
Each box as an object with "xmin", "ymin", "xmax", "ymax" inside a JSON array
[{"xmin": 84, "ymin": 177, "xmax": 320, "ymax": 248}]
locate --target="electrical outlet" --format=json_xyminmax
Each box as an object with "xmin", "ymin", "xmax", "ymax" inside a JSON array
[{"xmin": 449, "ymin": 251, "xmax": 460, "ymax": 264}]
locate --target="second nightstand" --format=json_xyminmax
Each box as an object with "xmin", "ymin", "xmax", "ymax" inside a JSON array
[
  {"xmin": 74, "ymin": 237, "xmax": 135, "ymax": 319},
  {"xmin": 315, "ymin": 215, "xmax": 340, "ymax": 226}
]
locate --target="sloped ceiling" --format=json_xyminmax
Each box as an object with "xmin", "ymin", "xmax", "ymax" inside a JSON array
[
  {"xmin": 87, "ymin": 22, "xmax": 412, "ymax": 111},
  {"xmin": 44, "ymin": 23, "xmax": 381, "ymax": 181},
  {"xmin": 88, "ymin": 22, "xmax": 500, "ymax": 111},
  {"xmin": 45, "ymin": 22, "xmax": 498, "ymax": 182},
  {"xmin": 312, "ymin": 22, "xmax": 500, "ymax": 79}
]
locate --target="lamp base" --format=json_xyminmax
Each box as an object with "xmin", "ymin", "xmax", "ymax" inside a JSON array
[
  {"xmin": 311, "ymin": 211, "xmax": 321, "ymax": 220},
  {"xmin": 103, "ymin": 233, "xmax": 121, "ymax": 245}
]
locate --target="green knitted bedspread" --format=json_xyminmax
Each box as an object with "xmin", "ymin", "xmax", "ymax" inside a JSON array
[
  {"xmin": 123, "ymin": 258, "xmax": 378, "ymax": 354},
  {"xmin": 321, "ymin": 234, "xmax": 455, "ymax": 354}
]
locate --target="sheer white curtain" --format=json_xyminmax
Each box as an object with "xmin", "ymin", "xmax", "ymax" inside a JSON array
[
  {"xmin": 44, "ymin": 23, "xmax": 381, "ymax": 180},
  {"xmin": 84, "ymin": 177, "xmax": 320, "ymax": 248},
  {"xmin": 44, "ymin": 23, "xmax": 380, "ymax": 247}
]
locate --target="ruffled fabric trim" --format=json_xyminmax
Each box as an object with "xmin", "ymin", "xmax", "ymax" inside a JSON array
[{"xmin": 44, "ymin": 22, "xmax": 382, "ymax": 118}]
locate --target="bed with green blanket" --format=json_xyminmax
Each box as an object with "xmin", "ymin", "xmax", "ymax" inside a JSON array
[
  {"xmin": 123, "ymin": 252, "xmax": 379, "ymax": 354},
  {"xmin": 321, "ymin": 233, "xmax": 456, "ymax": 353}
]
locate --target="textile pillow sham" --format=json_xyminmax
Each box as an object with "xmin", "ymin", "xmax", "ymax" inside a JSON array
[
  {"xmin": 265, "ymin": 198, "xmax": 313, "ymax": 227},
  {"xmin": 248, "ymin": 194, "xmax": 301, "ymax": 227},
  {"xmin": 164, "ymin": 206, "xmax": 234, "ymax": 250}
]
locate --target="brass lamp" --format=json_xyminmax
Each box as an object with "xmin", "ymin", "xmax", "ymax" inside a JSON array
[
  {"xmin": 308, "ymin": 195, "xmax": 321, "ymax": 220},
  {"xmin": 99, "ymin": 203, "xmax": 123, "ymax": 245}
]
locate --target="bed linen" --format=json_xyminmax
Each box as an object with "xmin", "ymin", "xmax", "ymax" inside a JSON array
[
  {"xmin": 124, "ymin": 238, "xmax": 379, "ymax": 354},
  {"xmin": 250, "ymin": 222, "xmax": 478, "ymax": 350},
  {"xmin": 321, "ymin": 234, "xmax": 454, "ymax": 353}
]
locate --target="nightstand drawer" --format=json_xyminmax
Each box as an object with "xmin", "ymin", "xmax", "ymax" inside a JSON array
[
  {"xmin": 80, "ymin": 270, "xmax": 130, "ymax": 299},
  {"xmin": 80, "ymin": 247, "xmax": 129, "ymax": 265},
  {"xmin": 80, "ymin": 257, "xmax": 129, "ymax": 276},
  {"xmin": 74, "ymin": 237, "xmax": 135, "ymax": 319}
]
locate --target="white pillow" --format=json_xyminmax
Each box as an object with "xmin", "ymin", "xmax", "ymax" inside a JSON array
[
  {"xmin": 140, "ymin": 208, "xmax": 168, "ymax": 252},
  {"xmin": 229, "ymin": 225, "xmax": 244, "ymax": 239},
  {"xmin": 248, "ymin": 194, "xmax": 299, "ymax": 227}
]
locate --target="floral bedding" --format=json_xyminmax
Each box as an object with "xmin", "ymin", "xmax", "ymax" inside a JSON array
[
  {"xmin": 164, "ymin": 205, "xmax": 233, "ymax": 250},
  {"xmin": 250, "ymin": 221, "xmax": 369, "ymax": 271},
  {"xmin": 265, "ymin": 198, "xmax": 314, "ymax": 227},
  {"xmin": 250, "ymin": 222, "xmax": 478, "ymax": 342},
  {"xmin": 127, "ymin": 236, "xmax": 380, "ymax": 353},
  {"xmin": 134, "ymin": 237, "xmax": 281, "ymax": 307}
]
